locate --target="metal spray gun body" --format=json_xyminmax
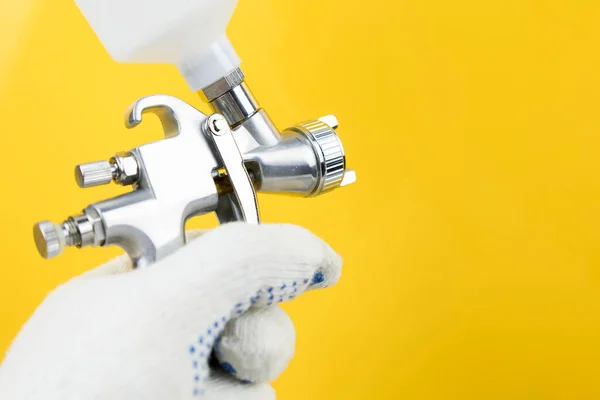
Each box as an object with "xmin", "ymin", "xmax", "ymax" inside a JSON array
[{"xmin": 34, "ymin": 69, "xmax": 356, "ymax": 267}]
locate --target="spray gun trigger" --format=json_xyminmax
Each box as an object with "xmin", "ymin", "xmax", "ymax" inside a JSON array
[{"xmin": 205, "ymin": 114, "xmax": 260, "ymax": 225}]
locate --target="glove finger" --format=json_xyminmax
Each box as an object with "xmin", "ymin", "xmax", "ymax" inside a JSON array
[
  {"xmin": 82, "ymin": 224, "xmax": 340, "ymax": 301},
  {"xmin": 202, "ymin": 369, "xmax": 275, "ymax": 400},
  {"xmin": 140, "ymin": 222, "xmax": 342, "ymax": 312},
  {"xmin": 85, "ymin": 223, "xmax": 340, "ymax": 397},
  {"xmin": 215, "ymin": 305, "xmax": 295, "ymax": 383}
]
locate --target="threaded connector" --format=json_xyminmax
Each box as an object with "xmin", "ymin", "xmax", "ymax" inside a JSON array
[{"xmin": 33, "ymin": 208, "xmax": 106, "ymax": 260}]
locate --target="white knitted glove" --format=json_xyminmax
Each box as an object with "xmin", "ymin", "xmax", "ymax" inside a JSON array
[{"xmin": 0, "ymin": 223, "xmax": 341, "ymax": 400}]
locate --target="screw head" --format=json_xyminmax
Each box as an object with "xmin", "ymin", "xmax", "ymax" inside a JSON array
[
  {"xmin": 33, "ymin": 221, "xmax": 66, "ymax": 259},
  {"xmin": 207, "ymin": 114, "xmax": 229, "ymax": 136}
]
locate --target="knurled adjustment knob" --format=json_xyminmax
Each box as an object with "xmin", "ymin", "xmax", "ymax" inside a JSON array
[
  {"xmin": 288, "ymin": 116, "xmax": 346, "ymax": 196},
  {"xmin": 75, "ymin": 161, "xmax": 115, "ymax": 188},
  {"xmin": 33, "ymin": 221, "xmax": 66, "ymax": 259}
]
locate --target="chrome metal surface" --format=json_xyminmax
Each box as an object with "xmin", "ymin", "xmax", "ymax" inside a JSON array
[
  {"xmin": 200, "ymin": 67, "xmax": 245, "ymax": 102},
  {"xmin": 232, "ymin": 112, "xmax": 355, "ymax": 197},
  {"xmin": 318, "ymin": 114, "xmax": 339, "ymax": 130},
  {"xmin": 75, "ymin": 160, "xmax": 115, "ymax": 188},
  {"xmin": 205, "ymin": 114, "xmax": 260, "ymax": 224},
  {"xmin": 62, "ymin": 217, "xmax": 81, "ymax": 246},
  {"xmin": 233, "ymin": 109, "xmax": 281, "ymax": 152},
  {"xmin": 35, "ymin": 71, "xmax": 356, "ymax": 266},
  {"xmin": 242, "ymin": 129, "xmax": 320, "ymax": 196},
  {"xmin": 210, "ymin": 82, "xmax": 260, "ymax": 126},
  {"xmin": 33, "ymin": 210, "xmax": 108, "ymax": 260},
  {"xmin": 285, "ymin": 119, "xmax": 346, "ymax": 196},
  {"xmin": 76, "ymin": 153, "xmax": 140, "ymax": 188},
  {"xmin": 207, "ymin": 114, "xmax": 229, "ymax": 135},
  {"xmin": 202, "ymin": 72, "xmax": 354, "ymax": 196},
  {"xmin": 33, "ymin": 221, "xmax": 65, "ymax": 259},
  {"xmin": 72, "ymin": 213, "xmax": 94, "ymax": 247},
  {"xmin": 111, "ymin": 152, "xmax": 140, "ymax": 186},
  {"xmin": 99, "ymin": 95, "xmax": 222, "ymax": 267},
  {"xmin": 36, "ymin": 96, "xmax": 225, "ymax": 267}
]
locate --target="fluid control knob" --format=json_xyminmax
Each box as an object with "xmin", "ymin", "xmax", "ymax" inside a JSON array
[
  {"xmin": 75, "ymin": 161, "xmax": 115, "ymax": 188},
  {"xmin": 33, "ymin": 221, "xmax": 66, "ymax": 259},
  {"xmin": 74, "ymin": 154, "xmax": 140, "ymax": 188}
]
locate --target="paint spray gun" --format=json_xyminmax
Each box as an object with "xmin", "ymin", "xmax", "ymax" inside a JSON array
[{"xmin": 33, "ymin": 0, "xmax": 356, "ymax": 267}]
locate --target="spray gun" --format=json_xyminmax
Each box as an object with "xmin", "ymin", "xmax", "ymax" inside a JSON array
[{"xmin": 33, "ymin": 0, "xmax": 356, "ymax": 268}]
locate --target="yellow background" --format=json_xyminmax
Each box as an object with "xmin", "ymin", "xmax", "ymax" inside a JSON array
[{"xmin": 1, "ymin": 0, "xmax": 599, "ymax": 398}]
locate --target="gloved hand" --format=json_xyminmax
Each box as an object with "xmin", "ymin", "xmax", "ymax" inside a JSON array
[{"xmin": 0, "ymin": 223, "xmax": 342, "ymax": 400}]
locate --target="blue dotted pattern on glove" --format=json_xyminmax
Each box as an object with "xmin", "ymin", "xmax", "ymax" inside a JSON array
[{"xmin": 189, "ymin": 270, "xmax": 325, "ymax": 396}]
